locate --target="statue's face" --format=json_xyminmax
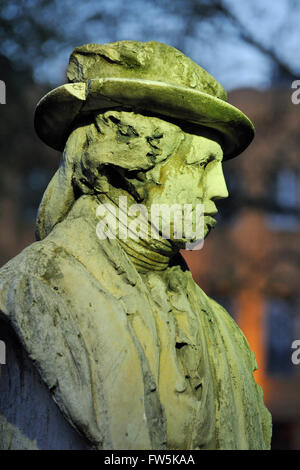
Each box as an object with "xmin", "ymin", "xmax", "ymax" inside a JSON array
[{"xmin": 142, "ymin": 129, "xmax": 229, "ymax": 245}]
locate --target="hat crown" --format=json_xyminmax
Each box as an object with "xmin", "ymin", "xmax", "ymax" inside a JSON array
[
  {"xmin": 35, "ymin": 40, "xmax": 254, "ymax": 158},
  {"xmin": 67, "ymin": 40, "xmax": 227, "ymax": 102}
]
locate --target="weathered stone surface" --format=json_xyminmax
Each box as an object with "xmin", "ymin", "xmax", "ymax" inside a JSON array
[
  {"xmin": 67, "ymin": 41, "xmax": 227, "ymax": 100},
  {"xmin": 0, "ymin": 41, "xmax": 271, "ymax": 450},
  {"xmin": 0, "ymin": 195, "xmax": 271, "ymax": 449},
  {"xmin": 0, "ymin": 319, "xmax": 91, "ymax": 450},
  {"xmin": 34, "ymin": 41, "xmax": 254, "ymax": 158}
]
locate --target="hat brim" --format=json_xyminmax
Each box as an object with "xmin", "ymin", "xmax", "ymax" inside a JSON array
[{"xmin": 34, "ymin": 78, "xmax": 254, "ymax": 160}]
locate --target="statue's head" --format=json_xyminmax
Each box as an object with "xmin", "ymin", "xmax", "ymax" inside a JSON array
[{"xmin": 34, "ymin": 41, "xmax": 254, "ymax": 245}]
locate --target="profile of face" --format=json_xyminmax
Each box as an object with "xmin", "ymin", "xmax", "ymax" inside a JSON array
[
  {"xmin": 140, "ymin": 126, "xmax": 229, "ymax": 246},
  {"xmin": 37, "ymin": 110, "xmax": 229, "ymax": 247}
]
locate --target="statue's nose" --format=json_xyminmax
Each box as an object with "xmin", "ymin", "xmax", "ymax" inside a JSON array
[{"xmin": 206, "ymin": 162, "xmax": 229, "ymax": 201}]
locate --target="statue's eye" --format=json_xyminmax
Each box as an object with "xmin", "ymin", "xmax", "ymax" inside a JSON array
[
  {"xmin": 200, "ymin": 156, "xmax": 214, "ymax": 169},
  {"xmin": 199, "ymin": 160, "xmax": 209, "ymax": 170}
]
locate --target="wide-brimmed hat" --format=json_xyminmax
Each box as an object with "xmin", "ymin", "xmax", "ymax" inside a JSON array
[{"xmin": 34, "ymin": 41, "xmax": 254, "ymax": 160}]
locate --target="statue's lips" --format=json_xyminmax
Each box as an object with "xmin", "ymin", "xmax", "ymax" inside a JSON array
[{"xmin": 204, "ymin": 215, "xmax": 217, "ymax": 228}]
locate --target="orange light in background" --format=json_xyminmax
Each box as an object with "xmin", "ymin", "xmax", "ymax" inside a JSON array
[{"xmin": 237, "ymin": 289, "xmax": 270, "ymax": 403}]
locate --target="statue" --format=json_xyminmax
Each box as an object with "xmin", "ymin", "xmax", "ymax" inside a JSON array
[{"xmin": 0, "ymin": 41, "xmax": 271, "ymax": 450}]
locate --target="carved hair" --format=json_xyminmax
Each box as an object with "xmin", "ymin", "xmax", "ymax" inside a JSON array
[{"xmin": 35, "ymin": 109, "xmax": 184, "ymax": 240}]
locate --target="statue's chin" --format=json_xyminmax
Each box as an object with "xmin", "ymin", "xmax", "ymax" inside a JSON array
[
  {"xmin": 172, "ymin": 216, "xmax": 217, "ymax": 241},
  {"xmin": 163, "ymin": 217, "xmax": 217, "ymax": 251}
]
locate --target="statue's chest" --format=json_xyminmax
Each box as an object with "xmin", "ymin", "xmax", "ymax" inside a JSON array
[{"xmin": 140, "ymin": 270, "xmax": 216, "ymax": 450}]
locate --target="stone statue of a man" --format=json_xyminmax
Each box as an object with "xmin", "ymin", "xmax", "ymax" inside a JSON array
[{"xmin": 0, "ymin": 41, "xmax": 271, "ymax": 450}]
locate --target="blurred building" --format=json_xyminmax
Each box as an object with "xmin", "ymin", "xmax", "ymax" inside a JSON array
[
  {"xmin": 184, "ymin": 88, "xmax": 300, "ymax": 450},
  {"xmin": 0, "ymin": 85, "xmax": 299, "ymax": 449}
]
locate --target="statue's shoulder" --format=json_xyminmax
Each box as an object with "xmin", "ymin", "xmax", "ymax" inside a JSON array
[
  {"xmin": 188, "ymin": 280, "xmax": 258, "ymax": 370},
  {"xmin": 0, "ymin": 240, "xmax": 49, "ymax": 307},
  {"xmin": 214, "ymin": 294, "xmax": 258, "ymax": 364},
  {"xmin": 0, "ymin": 240, "xmax": 67, "ymax": 314},
  {"xmin": 0, "ymin": 239, "xmax": 62, "ymax": 281},
  {"xmin": 0, "ymin": 238, "xmax": 84, "ymax": 349},
  {"xmin": 207, "ymin": 294, "xmax": 256, "ymax": 360},
  {"xmin": 0, "ymin": 235, "xmax": 102, "ymax": 303}
]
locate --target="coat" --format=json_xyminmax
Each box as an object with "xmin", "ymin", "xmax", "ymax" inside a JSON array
[{"xmin": 0, "ymin": 195, "xmax": 272, "ymax": 450}]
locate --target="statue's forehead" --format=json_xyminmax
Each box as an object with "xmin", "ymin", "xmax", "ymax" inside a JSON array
[
  {"xmin": 92, "ymin": 110, "xmax": 224, "ymax": 162},
  {"xmin": 193, "ymin": 133, "xmax": 223, "ymax": 154},
  {"xmin": 154, "ymin": 115, "xmax": 224, "ymax": 157},
  {"xmin": 184, "ymin": 133, "xmax": 223, "ymax": 164}
]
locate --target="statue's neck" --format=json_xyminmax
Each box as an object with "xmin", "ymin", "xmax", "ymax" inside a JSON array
[{"xmin": 95, "ymin": 192, "xmax": 178, "ymax": 273}]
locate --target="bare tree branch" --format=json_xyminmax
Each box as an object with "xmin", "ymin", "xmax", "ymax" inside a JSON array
[{"xmin": 212, "ymin": 0, "xmax": 298, "ymax": 81}]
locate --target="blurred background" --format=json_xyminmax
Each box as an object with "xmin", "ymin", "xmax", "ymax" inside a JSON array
[{"xmin": 0, "ymin": 0, "xmax": 299, "ymax": 449}]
